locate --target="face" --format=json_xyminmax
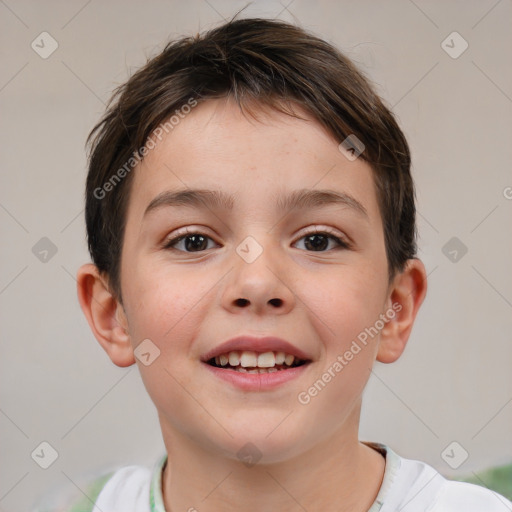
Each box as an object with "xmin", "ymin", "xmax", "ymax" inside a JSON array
[{"xmin": 118, "ymin": 98, "xmax": 392, "ymax": 463}]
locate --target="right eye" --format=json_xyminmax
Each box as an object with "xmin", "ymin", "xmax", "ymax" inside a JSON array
[{"xmin": 163, "ymin": 231, "xmax": 218, "ymax": 253}]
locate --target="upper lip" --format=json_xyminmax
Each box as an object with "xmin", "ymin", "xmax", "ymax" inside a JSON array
[{"xmin": 201, "ymin": 335, "xmax": 312, "ymax": 362}]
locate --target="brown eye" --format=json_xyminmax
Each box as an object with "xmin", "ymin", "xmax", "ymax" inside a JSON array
[
  {"xmin": 294, "ymin": 230, "xmax": 349, "ymax": 252},
  {"xmin": 164, "ymin": 233, "xmax": 216, "ymax": 252},
  {"xmin": 304, "ymin": 234, "xmax": 330, "ymax": 251}
]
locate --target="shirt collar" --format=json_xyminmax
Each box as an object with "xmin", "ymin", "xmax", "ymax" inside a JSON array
[
  {"xmin": 363, "ymin": 442, "xmax": 401, "ymax": 511},
  {"xmin": 150, "ymin": 454, "xmax": 167, "ymax": 512}
]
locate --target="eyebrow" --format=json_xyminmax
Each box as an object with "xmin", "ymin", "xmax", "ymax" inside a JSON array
[{"xmin": 143, "ymin": 188, "xmax": 368, "ymax": 218}]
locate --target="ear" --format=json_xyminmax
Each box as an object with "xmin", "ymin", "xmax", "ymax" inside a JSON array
[
  {"xmin": 376, "ymin": 258, "xmax": 427, "ymax": 364},
  {"xmin": 76, "ymin": 263, "xmax": 135, "ymax": 367}
]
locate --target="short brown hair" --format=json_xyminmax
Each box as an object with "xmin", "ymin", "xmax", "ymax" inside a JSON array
[{"xmin": 85, "ymin": 16, "xmax": 416, "ymax": 301}]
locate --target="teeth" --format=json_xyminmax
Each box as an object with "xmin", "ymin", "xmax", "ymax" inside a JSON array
[
  {"xmin": 275, "ymin": 352, "xmax": 286, "ymax": 365},
  {"xmin": 228, "ymin": 351, "xmax": 240, "ymax": 366},
  {"xmin": 233, "ymin": 367, "xmax": 280, "ymax": 373},
  {"xmin": 213, "ymin": 350, "xmax": 301, "ymax": 369},
  {"xmin": 240, "ymin": 351, "xmax": 258, "ymax": 367},
  {"xmin": 257, "ymin": 352, "xmax": 276, "ymax": 368}
]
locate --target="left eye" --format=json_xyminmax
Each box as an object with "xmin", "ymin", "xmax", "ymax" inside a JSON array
[{"xmin": 293, "ymin": 231, "xmax": 348, "ymax": 252}]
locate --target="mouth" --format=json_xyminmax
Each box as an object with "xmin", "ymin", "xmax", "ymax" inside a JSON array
[
  {"xmin": 201, "ymin": 335, "xmax": 313, "ymax": 390},
  {"xmin": 207, "ymin": 350, "xmax": 308, "ymax": 373}
]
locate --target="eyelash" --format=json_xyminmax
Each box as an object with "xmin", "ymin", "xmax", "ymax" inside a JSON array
[{"xmin": 162, "ymin": 226, "xmax": 351, "ymax": 253}]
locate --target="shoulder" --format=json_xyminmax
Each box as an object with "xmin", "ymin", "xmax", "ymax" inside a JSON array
[
  {"xmin": 93, "ymin": 465, "xmax": 152, "ymax": 511},
  {"xmin": 34, "ymin": 465, "xmax": 153, "ymax": 512},
  {"xmin": 390, "ymin": 449, "xmax": 512, "ymax": 511},
  {"xmin": 433, "ymin": 479, "xmax": 512, "ymax": 511},
  {"xmin": 366, "ymin": 443, "xmax": 512, "ymax": 512}
]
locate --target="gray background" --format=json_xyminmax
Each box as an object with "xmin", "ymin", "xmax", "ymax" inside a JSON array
[{"xmin": 1, "ymin": 1, "xmax": 511, "ymax": 510}]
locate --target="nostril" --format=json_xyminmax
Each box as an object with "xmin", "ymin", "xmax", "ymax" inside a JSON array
[{"xmin": 234, "ymin": 298, "xmax": 283, "ymax": 307}]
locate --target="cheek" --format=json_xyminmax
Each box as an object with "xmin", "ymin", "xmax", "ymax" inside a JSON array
[
  {"xmin": 121, "ymin": 260, "xmax": 222, "ymax": 387},
  {"xmin": 295, "ymin": 276, "xmax": 383, "ymax": 428},
  {"xmin": 302, "ymin": 268, "xmax": 387, "ymax": 414},
  {"xmin": 301, "ymin": 264, "xmax": 388, "ymax": 348},
  {"xmin": 122, "ymin": 250, "xmax": 204, "ymax": 337},
  {"xmin": 121, "ymin": 266, "xmax": 210, "ymax": 418}
]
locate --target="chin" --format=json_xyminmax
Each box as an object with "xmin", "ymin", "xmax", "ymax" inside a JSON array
[{"xmin": 215, "ymin": 424, "xmax": 313, "ymax": 466}]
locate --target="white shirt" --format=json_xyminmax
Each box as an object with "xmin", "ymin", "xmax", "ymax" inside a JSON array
[{"xmin": 57, "ymin": 443, "xmax": 512, "ymax": 511}]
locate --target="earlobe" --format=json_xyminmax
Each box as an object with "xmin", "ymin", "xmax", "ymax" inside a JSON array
[
  {"xmin": 376, "ymin": 259, "xmax": 427, "ymax": 364},
  {"xmin": 76, "ymin": 264, "xmax": 136, "ymax": 367}
]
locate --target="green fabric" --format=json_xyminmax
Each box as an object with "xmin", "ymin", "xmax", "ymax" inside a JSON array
[
  {"xmin": 150, "ymin": 455, "xmax": 168, "ymax": 512},
  {"xmin": 455, "ymin": 463, "xmax": 512, "ymax": 500},
  {"xmin": 68, "ymin": 472, "xmax": 115, "ymax": 512}
]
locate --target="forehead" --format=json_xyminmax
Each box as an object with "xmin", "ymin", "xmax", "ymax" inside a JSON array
[{"xmin": 126, "ymin": 97, "xmax": 381, "ymax": 225}]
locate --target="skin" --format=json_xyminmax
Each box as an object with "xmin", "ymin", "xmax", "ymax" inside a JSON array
[{"xmin": 77, "ymin": 97, "xmax": 427, "ymax": 511}]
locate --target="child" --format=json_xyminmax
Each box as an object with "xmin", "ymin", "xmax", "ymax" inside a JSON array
[{"xmin": 68, "ymin": 16, "xmax": 511, "ymax": 512}]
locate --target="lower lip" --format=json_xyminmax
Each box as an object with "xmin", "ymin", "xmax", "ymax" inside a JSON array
[{"xmin": 203, "ymin": 362, "xmax": 311, "ymax": 391}]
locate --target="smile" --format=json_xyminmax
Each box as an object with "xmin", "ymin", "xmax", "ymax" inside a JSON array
[{"xmin": 207, "ymin": 350, "xmax": 307, "ymax": 373}]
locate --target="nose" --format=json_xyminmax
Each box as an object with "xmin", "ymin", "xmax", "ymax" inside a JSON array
[{"xmin": 220, "ymin": 237, "xmax": 296, "ymax": 316}]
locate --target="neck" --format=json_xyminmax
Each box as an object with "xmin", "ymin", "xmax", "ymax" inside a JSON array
[{"xmin": 160, "ymin": 415, "xmax": 385, "ymax": 512}]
